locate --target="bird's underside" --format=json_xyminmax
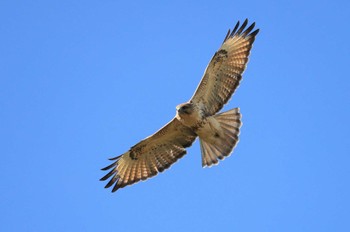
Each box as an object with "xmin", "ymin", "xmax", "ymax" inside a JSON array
[{"xmin": 101, "ymin": 19, "xmax": 259, "ymax": 192}]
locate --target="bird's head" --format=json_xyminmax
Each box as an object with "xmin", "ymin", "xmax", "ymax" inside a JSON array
[{"xmin": 176, "ymin": 102, "xmax": 195, "ymax": 115}]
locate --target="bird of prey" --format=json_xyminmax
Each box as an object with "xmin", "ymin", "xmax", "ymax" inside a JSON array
[{"xmin": 101, "ymin": 19, "xmax": 259, "ymax": 192}]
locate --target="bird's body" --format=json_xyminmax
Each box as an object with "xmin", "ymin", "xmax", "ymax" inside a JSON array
[{"xmin": 101, "ymin": 19, "xmax": 259, "ymax": 192}]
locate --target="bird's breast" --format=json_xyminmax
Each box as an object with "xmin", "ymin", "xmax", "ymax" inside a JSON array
[{"xmin": 176, "ymin": 110, "xmax": 203, "ymax": 129}]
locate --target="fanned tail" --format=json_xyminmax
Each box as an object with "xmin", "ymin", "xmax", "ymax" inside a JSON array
[{"xmin": 200, "ymin": 108, "xmax": 242, "ymax": 167}]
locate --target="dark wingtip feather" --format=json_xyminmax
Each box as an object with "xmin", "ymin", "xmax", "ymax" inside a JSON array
[
  {"xmin": 109, "ymin": 155, "xmax": 122, "ymax": 161},
  {"xmin": 113, "ymin": 181, "xmax": 129, "ymax": 192},
  {"xmin": 230, "ymin": 20, "xmax": 240, "ymax": 36},
  {"xmin": 222, "ymin": 29, "xmax": 231, "ymax": 44},
  {"xmin": 251, "ymin": 28, "xmax": 260, "ymax": 37},
  {"xmin": 104, "ymin": 175, "xmax": 119, "ymax": 189},
  {"xmin": 236, "ymin": 19, "xmax": 248, "ymax": 35},
  {"xmin": 242, "ymin": 22, "xmax": 256, "ymax": 36},
  {"xmin": 226, "ymin": 19, "xmax": 259, "ymax": 41},
  {"xmin": 112, "ymin": 184, "xmax": 120, "ymax": 192},
  {"xmin": 100, "ymin": 168, "xmax": 117, "ymax": 181},
  {"xmin": 101, "ymin": 160, "xmax": 118, "ymax": 171}
]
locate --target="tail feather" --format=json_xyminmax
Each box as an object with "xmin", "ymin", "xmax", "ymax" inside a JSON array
[{"xmin": 200, "ymin": 108, "xmax": 242, "ymax": 167}]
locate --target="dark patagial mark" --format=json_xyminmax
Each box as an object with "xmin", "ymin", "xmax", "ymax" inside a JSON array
[
  {"xmin": 217, "ymin": 49, "xmax": 228, "ymax": 56},
  {"xmin": 129, "ymin": 143, "xmax": 147, "ymax": 160},
  {"xmin": 129, "ymin": 150, "xmax": 138, "ymax": 160},
  {"xmin": 214, "ymin": 49, "xmax": 228, "ymax": 64}
]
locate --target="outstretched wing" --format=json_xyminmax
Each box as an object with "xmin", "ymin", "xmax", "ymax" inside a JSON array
[
  {"xmin": 100, "ymin": 118, "xmax": 197, "ymax": 192},
  {"xmin": 190, "ymin": 19, "xmax": 259, "ymax": 116}
]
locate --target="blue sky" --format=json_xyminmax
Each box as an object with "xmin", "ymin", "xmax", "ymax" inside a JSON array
[{"xmin": 1, "ymin": 0, "xmax": 349, "ymax": 231}]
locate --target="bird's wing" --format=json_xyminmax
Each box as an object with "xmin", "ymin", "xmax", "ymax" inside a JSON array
[
  {"xmin": 190, "ymin": 19, "xmax": 259, "ymax": 116},
  {"xmin": 100, "ymin": 118, "xmax": 197, "ymax": 192}
]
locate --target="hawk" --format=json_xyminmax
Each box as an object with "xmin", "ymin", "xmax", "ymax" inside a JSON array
[{"xmin": 101, "ymin": 19, "xmax": 259, "ymax": 192}]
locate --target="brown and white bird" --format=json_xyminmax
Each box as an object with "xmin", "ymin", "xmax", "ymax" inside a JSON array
[{"xmin": 101, "ymin": 19, "xmax": 259, "ymax": 192}]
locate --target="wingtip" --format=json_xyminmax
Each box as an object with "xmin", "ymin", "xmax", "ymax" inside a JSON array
[
  {"xmin": 104, "ymin": 177, "xmax": 117, "ymax": 189},
  {"xmin": 101, "ymin": 160, "xmax": 118, "ymax": 171},
  {"xmin": 252, "ymin": 28, "xmax": 260, "ymax": 36},
  {"xmin": 108, "ymin": 155, "xmax": 120, "ymax": 161},
  {"xmin": 226, "ymin": 19, "xmax": 259, "ymax": 40},
  {"xmin": 112, "ymin": 185, "xmax": 119, "ymax": 192},
  {"xmin": 236, "ymin": 19, "xmax": 248, "ymax": 35},
  {"xmin": 222, "ymin": 29, "xmax": 231, "ymax": 44},
  {"xmin": 230, "ymin": 20, "xmax": 240, "ymax": 36}
]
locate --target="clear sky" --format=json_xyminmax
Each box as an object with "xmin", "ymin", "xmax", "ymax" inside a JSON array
[{"xmin": 1, "ymin": 0, "xmax": 349, "ymax": 231}]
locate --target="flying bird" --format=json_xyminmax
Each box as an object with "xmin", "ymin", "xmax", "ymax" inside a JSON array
[{"xmin": 101, "ymin": 19, "xmax": 259, "ymax": 192}]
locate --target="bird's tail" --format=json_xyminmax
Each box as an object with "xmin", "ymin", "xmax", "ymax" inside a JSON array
[{"xmin": 199, "ymin": 108, "xmax": 242, "ymax": 167}]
